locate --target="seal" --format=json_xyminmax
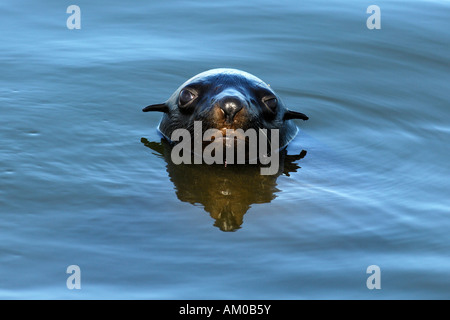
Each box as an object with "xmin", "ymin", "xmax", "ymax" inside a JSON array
[{"xmin": 142, "ymin": 68, "xmax": 308, "ymax": 156}]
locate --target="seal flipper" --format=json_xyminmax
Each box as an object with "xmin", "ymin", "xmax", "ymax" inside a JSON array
[
  {"xmin": 142, "ymin": 103, "xmax": 169, "ymax": 113},
  {"xmin": 283, "ymin": 110, "xmax": 309, "ymax": 121}
]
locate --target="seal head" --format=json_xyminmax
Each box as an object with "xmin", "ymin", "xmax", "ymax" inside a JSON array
[{"xmin": 143, "ymin": 68, "xmax": 308, "ymax": 151}]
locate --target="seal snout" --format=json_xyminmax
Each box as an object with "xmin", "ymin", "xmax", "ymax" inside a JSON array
[
  {"xmin": 219, "ymin": 98, "xmax": 244, "ymax": 123},
  {"xmin": 214, "ymin": 89, "xmax": 247, "ymax": 124}
]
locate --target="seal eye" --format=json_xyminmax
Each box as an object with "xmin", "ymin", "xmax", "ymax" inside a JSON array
[
  {"xmin": 262, "ymin": 96, "xmax": 278, "ymax": 111},
  {"xmin": 179, "ymin": 89, "xmax": 197, "ymax": 107}
]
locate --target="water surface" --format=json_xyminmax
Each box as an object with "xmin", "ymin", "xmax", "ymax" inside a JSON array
[{"xmin": 0, "ymin": 0, "xmax": 449, "ymax": 299}]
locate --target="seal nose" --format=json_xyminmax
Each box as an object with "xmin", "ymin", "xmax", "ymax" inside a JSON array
[{"xmin": 218, "ymin": 97, "xmax": 244, "ymax": 123}]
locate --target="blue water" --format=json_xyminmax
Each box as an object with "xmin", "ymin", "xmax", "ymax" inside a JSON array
[{"xmin": 1, "ymin": 0, "xmax": 449, "ymax": 299}]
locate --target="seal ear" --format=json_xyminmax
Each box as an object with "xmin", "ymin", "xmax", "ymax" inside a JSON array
[
  {"xmin": 284, "ymin": 110, "xmax": 309, "ymax": 121},
  {"xmin": 142, "ymin": 103, "xmax": 169, "ymax": 113}
]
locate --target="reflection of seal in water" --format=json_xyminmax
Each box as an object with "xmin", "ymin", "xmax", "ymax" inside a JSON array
[
  {"xmin": 141, "ymin": 138, "xmax": 307, "ymax": 231},
  {"xmin": 142, "ymin": 68, "xmax": 308, "ymax": 152}
]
